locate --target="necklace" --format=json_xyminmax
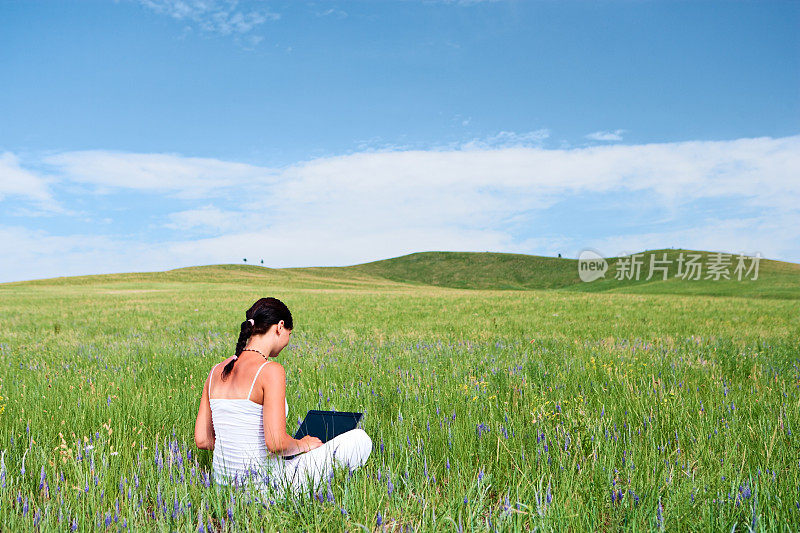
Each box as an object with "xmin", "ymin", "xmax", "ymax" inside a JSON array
[{"xmin": 240, "ymin": 348, "xmax": 269, "ymax": 361}]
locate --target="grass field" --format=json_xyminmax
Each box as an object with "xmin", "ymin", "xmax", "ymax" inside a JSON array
[{"xmin": 0, "ymin": 251, "xmax": 798, "ymax": 531}]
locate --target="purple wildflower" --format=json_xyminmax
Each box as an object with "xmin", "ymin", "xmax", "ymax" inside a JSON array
[
  {"xmin": 740, "ymin": 484, "xmax": 752, "ymax": 499},
  {"xmin": 657, "ymin": 498, "xmax": 664, "ymax": 529}
]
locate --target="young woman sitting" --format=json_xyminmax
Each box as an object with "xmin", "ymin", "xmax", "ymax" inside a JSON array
[{"xmin": 194, "ymin": 297, "xmax": 372, "ymax": 497}]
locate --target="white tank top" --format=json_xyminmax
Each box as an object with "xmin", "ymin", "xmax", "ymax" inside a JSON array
[{"xmin": 208, "ymin": 361, "xmax": 289, "ymax": 485}]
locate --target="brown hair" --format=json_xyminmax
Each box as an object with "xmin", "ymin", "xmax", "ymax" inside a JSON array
[{"xmin": 221, "ymin": 297, "xmax": 293, "ymax": 380}]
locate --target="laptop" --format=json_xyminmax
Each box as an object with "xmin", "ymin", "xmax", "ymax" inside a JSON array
[{"xmin": 283, "ymin": 410, "xmax": 363, "ymax": 460}]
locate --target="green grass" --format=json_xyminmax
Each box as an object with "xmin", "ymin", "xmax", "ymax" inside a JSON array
[{"xmin": 0, "ymin": 253, "xmax": 798, "ymax": 531}]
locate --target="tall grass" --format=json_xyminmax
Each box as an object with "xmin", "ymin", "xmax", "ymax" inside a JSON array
[{"xmin": 0, "ymin": 277, "xmax": 798, "ymax": 531}]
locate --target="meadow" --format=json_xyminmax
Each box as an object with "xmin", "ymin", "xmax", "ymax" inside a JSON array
[{"xmin": 0, "ymin": 259, "xmax": 798, "ymax": 531}]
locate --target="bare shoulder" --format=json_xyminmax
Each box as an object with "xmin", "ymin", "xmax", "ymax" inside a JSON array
[
  {"xmin": 206, "ymin": 357, "xmax": 234, "ymax": 383},
  {"xmin": 210, "ymin": 357, "xmax": 235, "ymax": 375},
  {"xmin": 261, "ymin": 360, "xmax": 285, "ymax": 382}
]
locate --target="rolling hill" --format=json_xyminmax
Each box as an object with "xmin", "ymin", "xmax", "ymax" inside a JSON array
[
  {"xmin": 2, "ymin": 249, "xmax": 798, "ymax": 299},
  {"xmin": 343, "ymin": 249, "xmax": 800, "ymax": 299}
]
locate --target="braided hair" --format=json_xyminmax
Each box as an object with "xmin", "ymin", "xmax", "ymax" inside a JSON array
[{"xmin": 221, "ymin": 297, "xmax": 293, "ymax": 381}]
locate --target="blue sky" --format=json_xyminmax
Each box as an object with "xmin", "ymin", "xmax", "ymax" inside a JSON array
[{"xmin": 1, "ymin": 0, "xmax": 798, "ymax": 282}]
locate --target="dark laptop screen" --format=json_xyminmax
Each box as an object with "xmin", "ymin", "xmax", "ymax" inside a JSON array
[{"xmin": 293, "ymin": 410, "xmax": 363, "ymax": 443}]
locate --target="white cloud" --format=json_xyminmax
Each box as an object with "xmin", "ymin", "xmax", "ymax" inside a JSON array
[
  {"xmin": 586, "ymin": 211, "xmax": 800, "ymax": 264},
  {"xmin": 43, "ymin": 150, "xmax": 276, "ymax": 199},
  {"xmin": 135, "ymin": 0, "xmax": 279, "ymax": 36},
  {"xmin": 457, "ymin": 129, "xmax": 551, "ymax": 150},
  {"xmin": 0, "ymin": 225, "xmax": 167, "ymax": 283},
  {"xmin": 23, "ymin": 135, "xmax": 800, "ymax": 220},
  {"xmin": 0, "ymin": 152, "xmax": 70, "ymax": 214},
  {"xmin": 315, "ymin": 7, "xmax": 347, "ymax": 18},
  {"xmin": 163, "ymin": 204, "xmax": 249, "ymax": 233},
  {"xmin": 586, "ymin": 129, "xmax": 625, "ymax": 142},
  {"xmin": 2, "ymin": 133, "xmax": 799, "ymax": 282},
  {"xmin": 250, "ymin": 135, "xmax": 800, "ymax": 230}
]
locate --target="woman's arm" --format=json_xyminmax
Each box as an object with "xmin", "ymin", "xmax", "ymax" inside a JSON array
[
  {"xmin": 261, "ymin": 363, "xmax": 321, "ymax": 456},
  {"xmin": 194, "ymin": 372, "xmax": 215, "ymax": 450}
]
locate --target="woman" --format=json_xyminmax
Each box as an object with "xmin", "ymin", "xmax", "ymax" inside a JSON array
[{"xmin": 194, "ymin": 297, "xmax": 373, "ymax": 497}]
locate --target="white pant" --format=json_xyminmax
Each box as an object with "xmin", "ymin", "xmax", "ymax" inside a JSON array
[{"xmin": 272, "ymin": 428, "xmax": 373, "ymax": 496}]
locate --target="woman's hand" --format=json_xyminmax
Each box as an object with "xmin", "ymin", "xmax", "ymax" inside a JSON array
[{"xmin": 299, "ymin": 435, "xmax": 323, "ymax": 453}]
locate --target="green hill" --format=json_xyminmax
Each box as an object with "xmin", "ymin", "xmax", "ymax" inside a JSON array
[
  {"xmin": 345, "ymin": 251, "xmax": 579, "ymax": 290},
  {"xmin": 2, "ymin": 249, "xmax": 798, "ymax": 299},
  {"xmin": 342, "ymin": 248, "xmax": 800, "ymax": 299}
]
